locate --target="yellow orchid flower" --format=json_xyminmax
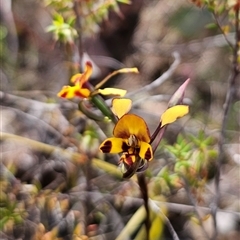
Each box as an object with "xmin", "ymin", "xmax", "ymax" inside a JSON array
[
  {"xmin": 99, "ymin": 113, "xmax": 153, "ymax": 165},
  {"xmin": 57, "ymin": 61, "xmax": 129, "ymax": 99},
  {"xmin": 99, "ymin": 98, "xmax": 189, "ymax": 173},
  {"xmin": 57, "ymin": 61, "xmax": 92, "ymax": 98}
]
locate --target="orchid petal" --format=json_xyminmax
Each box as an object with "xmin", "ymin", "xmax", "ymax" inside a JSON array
[
  {"xmin": 70, "ymin": 61, "xmax": 93, "ymax": 85},
  {"xmin": 120, "ymin": 153, "xmax": 137, "ymax": 165},
  {"xmin": 113, "ymin": 114, "xmax": 151, "ymax": 143},
  {"xmin": 121, "ymin": 156, "xmax": 144, "ymax": 179},
  {"xmin": 70, "ymin": 73, "xmax": 83, "ymax": 85},
  {"xmin": 57, "ymin": 85, "xmax": 90, "ymax": 98},
  {"xmin": 161, "ymin": 105, "xmax": 189, "ymax": 127},
  {"xmin": 117, "ymin": 67, "xmax": 139, "ymax": 74},
  {"xmin": 139, "ymin": 141, "xmax": 153, "ymax": 161},
  {"xmin": 111, "ymin": 98, "xmax": 132, "ymax": 118},
  {"xmin": 99, "ymin": 137, "xmax": 129, "ymax": 153},
  {"xmin": 97, "ymin": 88, "xmax": 127, "ymax": 97}
]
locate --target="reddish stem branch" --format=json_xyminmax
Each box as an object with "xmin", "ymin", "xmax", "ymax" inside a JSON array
[
  {"xmin": 212, "ymin": 5, "xmax": 240, "ymax": 240},
  {"xmin": 137, "ymin": 173, "xmax": 150, "ymax": 240}
]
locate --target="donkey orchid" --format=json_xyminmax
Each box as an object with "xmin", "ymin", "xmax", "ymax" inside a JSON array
[
  {"xmin": 57, "ymin": 61, "xmax": 92, "ymax": 98},
  {"xmin": 57, "ymin": 61, "xmax": 127, "ymax": 99},
  {"xmin": 99, "ymin": 98, "xmax": 189, "ymax": 178},
  {"xmin": 99, "ymin": 113, "xmax": 153, "ymax": 164}
]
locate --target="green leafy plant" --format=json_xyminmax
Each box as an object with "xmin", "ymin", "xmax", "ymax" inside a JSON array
[{"xmin": 44, "ymin": 0, "xmax": 131, "ymax": 42}]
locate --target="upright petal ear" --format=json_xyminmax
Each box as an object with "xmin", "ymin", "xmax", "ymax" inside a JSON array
[
  {"xmin": 111, "ymin": 98, "xmax": 132, "ymax": 118},
  {"xmin": 160, "ymin": 105, "xmax": 189, "ymax": 127},
  {"xmin": 70, "ymin": 73, "xmax": 83, "ymax": 85},
  {"xmin": 99, "ymin": 137, "xmax": 129, "ymax": 153},
  {"xmin": 70, "ymin": 61, "xmax": 93, "ymax": 85}
]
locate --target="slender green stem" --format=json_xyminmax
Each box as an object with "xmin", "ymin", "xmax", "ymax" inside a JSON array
[
  {"xmin": 78, "ymin": 100, "xmax": 105, "ymax": 121},
  {"xmin": 84, "ymin": 82, "xmax": 117, "ymax": 123},
  {"xmin": 90, "ymin": 94, "xmax": 117, "ymax": 123}
]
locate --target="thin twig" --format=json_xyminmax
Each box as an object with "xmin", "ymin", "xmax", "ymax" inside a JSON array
[
  {"xmin": 0, "ymin": 132, "xmax": 123, "ymax": 178},
  {"xmin": 76, "ymin": 193, "xmax": 240, "ymax": 219},
  {"xmin": 212, "ymin": 12, "xmax": 234, "ymax": 50},
  {"xmin": 132, "ymin": 94, "xmax": 192, "ymax": 107},
  {"xmin": 126, "ymin": 52, "xmax": 181, "ymax": 98},
  {"xmin": 2, "ymin": 105, "xmax": 70, "ymax": 145},
  {"xmin": 212, "ymin": 5, "xmax": 240, "ymax": 240},
  {"xmin": 0, "ymin": 132, "xmax": 87, "ymax": 164},
  {"xmin": 138, "ymin": 33, "xmax": 236, "ymax": 56},
  {"xmin": 132, "ymin": 94, "xmax": 171, "ymax": 106},
  {"xmin": 152, "ymin": 200, "xmax": 240, "ymax": 219},
  {"xmin": 94, "ymin": 68, "xmax": 138, "ymax": 90}
]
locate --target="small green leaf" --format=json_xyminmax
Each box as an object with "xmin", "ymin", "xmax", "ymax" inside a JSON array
[
  {"xmin": 217, "ymin": 4, "xmax": 226, "ymax": 15},
  {"xmin": 67, "ymin": 17, "xmax": 76, "ymax": 26},
  {"xmin": 174, "ymin": 161, "xmax": 190, "ymax": 173},
  {"xmin": 0, "ymin": 216, "xmax": 9, "ymax": 230},
  {"xmin": 46, "ymin": 25, "xmax": 57, "ymax": 32},
  {"xmin": 208, "ymin": 150, "xmax": 218, "ymax": 159},
  {"xmin": 205, "ymin": 22, "xmax": 218, "ymax": 29},
  {"xmin": 117, "ymin": 0, "xmax": 132, "ymax": 4},
  {"xmin": 53, "ymin": 13, "xmax": 64, "ymax": 23}
]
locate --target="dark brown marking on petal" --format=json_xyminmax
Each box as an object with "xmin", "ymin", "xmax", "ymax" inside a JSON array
[
  {"xmin": 137, "ymin": 131, "xmax": 151, "ymax": 143},
  {"xmin": 121, "ymin": 142, "xmax": 129, "ymax": 152},
  {"xmin": 116, "ymin": 131, "xmax": 130, "ymax": 139},
  {"xmin": 144, "ymin": 148, "xmax": 152, "ymax": 161},
  {"xmin": 86, "ymin": 61, "xmax": 92, "ymax": 68},
  {"xmin": 61, "ymin": 92, "xmax": 67, "ymax": 98},
  {"xmin": 100, "ymin": 140, "xmax": 112, "ymax": 153},
  {"xmin": 74, "ymin": 90, "xmax": 84, "ymax": 97}
]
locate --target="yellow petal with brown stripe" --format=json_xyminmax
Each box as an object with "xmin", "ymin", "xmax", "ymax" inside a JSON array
[
  {"xmin": 99, "ymin": 137, "xmax": 129, "ymax": 153},
  {"xmin": 161, "ymin": 105, "xmax": 189, "ymax": 127},
  {"xmin": 139, "ymin": 141, "xmax": 153, "ymax": 161}
]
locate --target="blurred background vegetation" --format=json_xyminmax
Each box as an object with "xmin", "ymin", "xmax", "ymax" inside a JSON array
[{"xmin": 0, "ymin": 0, "xmax": 239, "ymax": 239}]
